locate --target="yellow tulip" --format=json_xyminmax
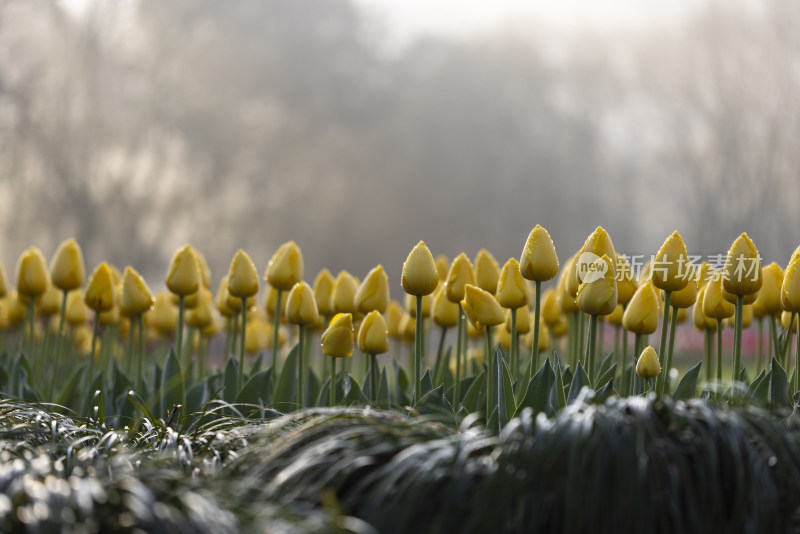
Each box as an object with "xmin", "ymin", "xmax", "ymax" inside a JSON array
[
  {"xmin": 722, "ymin": 233, "xmax": 762, "ymax": 296},
  {"xmin": 541, "ymin": 287, "xmax": 561, "ymax": 327},
  {"xmin": 782, "ymin": 256, "xmax": 800, "ymax": 313},
  {"xmin": 781, "ymin": 310, "xmax": 798, "ymax": 330},
  {"xmin": 753, "ymin": 262, "xmax": 782, "ymax": 317},
  {"xmin": 265, "ymin": 241, "xmax": 304, "ymax": 291},
  {"xmin": 721, "ymin": 284, "xmax": 756, "ymax": 305},
  {"xmin": 0, "ymin": 262, "xmax": 8, "ymax": 298},
  {"xmin": 405, "ymin": 292, "xmax": 431, "ymax": 318},
  {"xmin": 461, "ymin": 284, "xmax": 505, "ymax": 329},
  {"xmin": 152, "ymin": 291, "xmax": 178, "ymax": 337},
  {"xmin": 166, "ymin": 244, "xmax": 200, "ymax": 296},
  {"xmin": 285, "ymin": 281, "xmax": 320, "ymax": 325},
  {"xmin": 496, "ymin": 258, "xmax": 528, "ymax": 309},
  {"xmin": 622, "ymin": 281, "xmax": 660, "ymax": 335},
  {"xmin": 445, "ymin": 253, "xmax": 475, "ymax": 303},
  {"xmin": 695, "ymin": 262, "xmax": 713, "ymax": 289},
  {"xmin": 313, "ymin": 269, "xmax": 335, "ymax": 316},
  {"xmin": 38, "ymin": 283, "xmax": 61, "ymax": 316},
  {"xmin": 358, "ymin": 310, "xmax": 390, "ymax": 354},
  {"xmin": 65, "ymin": 290, "xmax": 88, "ymax": 326},
  {"xmin": 332, "ymin": 270, "xmax": 358, "ymax": 314},
  {"xmin": 195, "ymin": 250, "xmax": 212, "ymax": 289},
  {"xmin": 615, "ymin": 256, "xmax": 638, "ymax": 306},
  {"xmin": 519, "ymin": 224, "xmax": 559, "ymax": 282},
  {"xmin": 564, "ymin": 252, "xmax": 581, "ymax": 297},
  {"xmin": 636, "ymin": 346, "xmax": 661, "ymax": 378},
  {"xmin": 474, "ymin": 249, "xmax": 500, "ymax": 294},
  {"xmin": 355, "ymin": 265, "xmax": 390, "ymax": 313},
  {"xmin": 121, "ymin": 267, "xmax": 154, "ymax": 316},
  {"xmin": 49, "ymin": 238, "xmax": 85, "ymax": 291},
  {"xmin": 578, "ymin": 227, "xmax": 615, "ymax": 282},
  {"xmin": 228, "ymin": 249, "xmax": 259, "ymax": 299},
  {"xmin": 98, "ymin": 306, "xmax": 119, "ymax": 326},
  {"xmin": 186, "ymin": 288, "xmax": 215, "ymax": 329},
  {"xmin": 669, "ymin": 279, "xmax": 697, "ymax": 309},
  {"xmin": 402, "ymin": 241, "xmax": 439, "ymax": 296},
  {"xmin": 496, "ymin": 325, "xmax": 512, "ymax": 350},
  {"xmin": 401, "ymin": 312, "xmax": 416, "ymax": 340},
  {"xmin": 725, "ymin": 305, "xmax": 753, "ymax": 329},
  {"xmin": 16, "ymin": 246, "xmax": 48, "ymax": 297},
  {"xmin": 692, "ymin": 285, "xmax": 717, "ymax": 332},
  {"xmin": 505, "ymin": 307, "xmax": 531, "ymax": 334},
  {"xmin": 559, "ymin": 274, "xmax": 580, "ymax": 314},
  {"xmin": 321, "ymin": 313, "xmax": 354, "ymax": 358},
  {"xmin": 703, "ymin": 276, "xmax": 735, "ymax": 320},
  {"xmin": 385, "ymin": 300, "xmax": 404, "ymax": 339},
  {"xmin": 432, "ymin": 287, "xmax": 459, "ymax": 328},
  {"xmin": 244, "ymin": 319, "xmax": 268, "ymax": 354},
  {"xmin": 84, "ymin": 262, "xmax": 115, "ymax": 312},
  {"xmin": 435, "ymin": 255, "xmax": 450, "ymax": 287},
  {"xmin": 606, "ymin": 303, "xmax": 623, "ymax": 326},
  {"xmin": 215, "ymin": 275, "xmax": 236, "ymax": 317},
  {"xmin": 576, "ymin": 254, "xmax": 617, "ymax": 316},
  {"xmin": 651, "ymin": 231, "xmax": 690, "ymax": 292}
]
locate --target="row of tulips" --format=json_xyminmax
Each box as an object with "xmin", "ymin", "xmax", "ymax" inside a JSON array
[{"xmin": 0, "ymin": 226, "xmax": 799, "ymax": 425}]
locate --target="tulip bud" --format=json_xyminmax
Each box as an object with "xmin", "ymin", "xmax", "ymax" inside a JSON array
[
  {"xmin": 313, "ymin": 269, "xmax": 335, "ymax": 316},
  {"xmin": 559, "ymin": 273, "xmax": 580, "ymax": 314},
  {"xmin": 781, "ymin": 310, "xmax": 798, "ymax": 330},
  {"xmin": 65, "ymin": 290, "xmax": 89, "ymax": 326},
  {"xmin": 461, "ymin": 284, "xmax": 505, "ymax": 329},
  {"xmin": 435, "ymin": 255, "xmax": 450, "ymax": 287},
  {"xmin": 49, "ymin": 238, "xmax": 85, "ymax": 292},
  {"xmin": 505, "ymin": 307, "xmax": 531, "ymax": 334},
  {"xmin": 695, "ymin": 262, "xmax": 713, "ymax": 289},
  {"xmin": 725, "ymin": 304, "xmax": 753, "ymax": 329},
  {"xmin": 355, "ymin": 265, "xmax": 390, "ymax": 313},
  {"xmin": 321, "ymin": 313, "xmax": 354, "ymax": 358},
  {"xmin": 551, "ymin": 315, "xmax": 568, "ymax": 337},
  {"xmin": 332, "ymin": 270, "xmax": 358, "ymax": 314},
  {"xmin": 445, "ymin": 253, "xmax": 475, "ymax": 303},
  {"xmin": 166, "ymin": 244, "xmax": 201, "ymax": 296},
  {"xmin": 263, "ymin": 286, "xmax": 282, "ymax": 319},
  {"xmin": 622, "ymin": 281, "xmax": 660, "ymax": 335},
  {"xmin": 285, "ymin": 281, "xmax": 320, "ymax": 325},
  {"xmin": 38, "ymin": 283, "xmax": 61, "ymax": 316},
  {"xmin": 537, "ymin": 320, "xmax": 550, "ymax": 351},
  {"xmin": 703, "ymin": 276, "xmax": 735, "ymax": 320},
  {"xmin": 385, "ymin": 300, "xmax": 404, "ymax": 339},
  {"xmin": 615, "ymin": 256, "xmax": 638, "ymax": 306},
  {"xmin": 578, "ymin": 227, "xmax": 615, "ymax": 282},
  {"xmin": 402, "ymin": 241, "xmax": 439, "ymax": 296},
  {"xmin": 606, "ymin": 303, "xmax": 624, "ymax": 326},
  {"xmin": 519, "ymin": 224, "xmax": 559, "ymax": 282},
  {"xmin": 782, "ymin": 256, "xmax": 800, "ymax": 313},
  {"xmin": 228, "ymin": 249, "xmax": 259, "ymax": 298},
  {"xmin": 358, "ymin": 310, "xmax": 389, "ymax": 354},
  {"xmin": 651, "ymin": 231, "xmax": 690, "ymax": 292},
  {"xmin": 265, "ymin": 241, "xmax": 304, "ymax": 291},
  {"xmin": 541, "ymin": 288, "xmax": 561, "ymax": 327},
  {"xmin": 722, "ymin": 233, "xmax": 762, "ymax": 296},
  {"xmin": 186, "ymin": 288, "xmax": 215, "ymax": 329},
  {"xmin": 244, "ymin": 319, "xmax": 268, "ymax": 354},
  {"xmin": 669, "ymin": 278, "xmax": 697, "ymax": 309},
  {"xmin": 401, "ymin": 312, "xmax": 416, "ymax": 340},
  {"xmin": 405, "ymin": 293, "xmax": 431, "ymax": 318},
  {"xmin": 16, "ymin": 247, "xmax": 48, "ymax": 297},
  {"xmin": 195, "ymin": 250, "xmax": 212, "ymax": 289},
  {"xmin": 152, "ymin": 291, "xmax": 178, "ymax": 336},
  {"xmin": 85, "ymin": 262, "xmax": 115, "ymax": 312},
  {"xmin": 753, "ymin": 262, "xmax": 782, "ymax": 317},
  {"xmin": 577, "ymin": 254, "xmax": 617, "ymax": 316},
  {"xmin": 214, "ymin": 275, "xmax": 236, "ymax": 317},
  {"xmin": 466, "ymin": 317, "xmax": 484, "ymax": 338},
  {"xmin": 721, "ymin": 284, "xmax": 756, "ymax": 305},
  {"xmin": 121, "ymin": 267, "xmax": 154, "ymax": 316},
  {"xmin": 432, "ymin": 287, "xmax": 459, "ymax": 328},
  {"xmin": 0, "ymin": 262, "xmax": 7, "ymax": 298},
  {"xmin": 474, "ymin": 249, "xmax": 500, "ymax": 294},
  {"xmin": 99, "ymin": 306, "xmax": 119, "ymax": 326},
  {"xmin": 636, "ymin": 346, "xmax": 661, "ymax": 378},
  {"xmin": 692, "ymin": 285, "xmax": 717, "ymax": 332},
  {"xmin": 496, "ymin": 258, "xmax": 528, "ymax": 309},
  {"xmin": 639, "ymin": 259, "xmax": 653, "ymax": 286}
]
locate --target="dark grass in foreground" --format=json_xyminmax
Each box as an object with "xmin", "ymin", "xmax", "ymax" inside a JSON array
[{"xmin": 1, "ymin": 397, "xmax": 799, "ymax": 534}]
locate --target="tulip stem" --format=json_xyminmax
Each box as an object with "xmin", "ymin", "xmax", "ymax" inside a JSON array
[
  {"xmin": 769, "ymin": 314, "xmax": 780, "ymax": 360},
  {"xmin": 704, "ymin": 329, "xmax": 712, "ymax": 383},
  {"xmin": 578, "ymin": 313, "xmax": 586, "ymax": 370},
  {"xmin": 630, "ymin": 333, "xmax": 642, "ymax": 396},
  {"xmin": 297, "ymin": 324, "xmax": 305, "ymax": 408},
  {"xmin": 732, "ymin": 294, "xmax": 744, "ymax": 384},
  {"xmin": 137, "ymin": 314, "xmax": 144, "ymax": 393},
  {"xmin": 87, "ymin": 309, "xmax": 100, "ymax": 387},
  {"xmin": 176, "ymin": 295, "xmax": 185, "ymax": 360},
  {"xmin": 224, "ymin": 317, "xmax": 233, "ymax": 358},
  {"xmin": 510, "ymin": 308, "xmax": 518, "ymax": 380},
  {"xmin": 716, "ymin": 318, "xmax": 723, "ymax": 383},
  {"xmin": 664, "ymin": 306, "xmax": 679, "ymax": 396},
  {"xmin": 781, "ymin": 319, "xmax": 793, "ymax": 370},
  {"xmin": 414, "ymin": 295, "xmax": 423, "ymax": 404},
  {"xmin": 238, "ymin": 298, "xmax": 247, "ymax": 394},
  {"xmin": 52, "ymin": 290, "xmax": 69, "ymax": 388},
  {"xmin": 370, "ymin": 353, "xmax": 379, "ymax": 404},
  {"xmin": 454, "ymin": 304, "xmax": 465, "ymax": 411},
  {"xmin": 655, "ymin": 290, "xmax": 672, "ymax": 397},
  {"xmin": 756, "ymin": 318, "xmax": 763, "ymax": 375},
  {"xmin": 330, "ymin": 357, "xmax": 337, "ymax": 406},
  {"xmin": 271, "ymin": 289, "xmax": 283, "ymax": 385},
  {"xmin": 587, "ymin": 314, "xmax": 597, "ymax": 385},
  {"xmin": 485, "ymin": 327, "xmax": 494, "ymax": 421},
  {"xmin": 621, "ymin": 304, "xmax": 628, "ymax": 394},
  {"xmin": 531, "ymin": 280, "xmax": 542, "ymax": 379},
  {"xmin": 433, "ymin": 326, "xmax": 448, "ymax": 385}
]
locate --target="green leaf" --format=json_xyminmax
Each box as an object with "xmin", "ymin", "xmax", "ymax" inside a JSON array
[
  {"xmin": 393, "ymin": 360, "xmax": 411, "ymax": 405},
  {"xmin": 567, "ymin": 361, "xmax": 590, "ymax": 403},
  {"xmin": 554, "ymin": 360, "xmax": 567, "ymax": 411},
  {"xmin": 236, "ymin": 369, "xmax": 273, "ymax": 405},
  {"xmin": 747, "ymin": 370, "xmax": 771, "ymax": 407},
  {"xmin": 306, "ymin": 368, "xmax": 320, "ymax": 407},
  {"xmin": 159, "ymin": 347, "xmax": 185, "ymax": 419},
  {"xmin": 420, "ymin": 369, "xmax": 434, "ymax": 397},
  {"xmin": 461, "ymin": 371, "xmax": 485, "ymax": 414},
  {"xmin": 497, "ymin": 352, "xmax": 514, "ymax": 428},
  {"xmin": 596, "ymin": 351, "xmax": 615, "ymax": 379},
  {"xmin": 185, "ymin": 380, "xmax": 210, "ymax": 415},
  {"xmin": 595, "ymin": 363, "xmax": 617, "ymax": 392},
  {"xmin": 92, "ymin": 390, "xmax": 105, "ymax": 426},
  {"xmin": 591, "ymin": 378, "xmax": 616, "ymax": 404},
  {"xmin": 342, "ymin": 373, "xmax": 368, "ymax": 405},
  {"xmin": 770, "ymin": 357, "xmax": 791, "ymax": 412},
  {"xmin": 673, "ymin": 361, "xmax": 702, "ymax": 401},
  {"xmin": 128, "ymin": 390, "xmax": 161, "ymax": 427},
  {"xmin": 55, "ymin": 366, "xmax": 84, "ymax": 408},
  {"xmin": 273, "ymin": 346, "xmax": 299, "ymax": 408},
  {"xmin": 222, "ymin": 358, "xmax": 239, "ymax": 404},
  {"xmin": 515, "ymin": 357, "xmax": 554, "ymax": 418},
  {"xmin": 378, "ymin": 368, "xmax": 390, "ymax": 408}
]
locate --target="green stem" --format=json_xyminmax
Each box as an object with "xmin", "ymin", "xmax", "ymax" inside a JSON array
[
  {"xmin": 630, "ymin": 333, "xmax": 642, "ymax": 396},
  {"xmin": 757, "ymin": 318, "xmax": 763, "ymax": 374},
  {"xmin": 330, "ymin": 357, "xmax": 337, "ymax": 406},
  {"xmin": 587, "ymin": 314, "xmax": 598, "ymax": 385},
  {"xmin": 238, "ymin": 298, "xmax": 247, "ymax": 394},
  {"xmin": 224, "ymin": 316, "xmax": 233, "ymax": 358},
  {"xmin": 664, "ymin": 306, "xmax": 679, "ymax": 396},
  {"xmin": 414, "ymin": 295, "xmax": 423, "ymax": 403},
  {"xmin": 433, "ymin": 326, "xmax": 448, "ymax": 385},
  {"xmin": 704, "ymin": 329, "xmax": 712, "ymax": 383},
  {"xmin": 176, "ymin": 294, "xmax": 185, "ymax": 358},
  {"xmin": 297, "ymin": 324, "xmax": 305, "ymax": 407},
  {"xmin": 454, "ymin": 304, "xmax": 465, "ymax": 411},
  {"xmin": 614, "ymin": 325, "xmax": 621, "ymax": 372},
  {"xmin": 531, "ymin": 280, "xmax": 541, "ymax": 379},
  {"xmin": 510, "ymin": 308, "xmax": 518, "ymax": 380},
  {"xmin": 485, "ymin": 327, "xmax": 494, "ymax": 421},
  {"xmin": 782, "ymin": 319, "xmax": 793, "ymax": 369},
  {"xmin": 271, "ymin": 289, "xmax": 283, "ymax": 384},
  {"xmin": 716, "ymin": 319, "xmax": 723, "ymax": 383},
  {"xmin": 88, "ymin": 309, "xmax": 100, "ymax": 386},
  {"xmin": 655, "ymin": 290, "xmax": 672, "ymax": 397},
  {"xmin": 578, "ymin": 313, "xmax": 586, "ymax": 369},
  {"xmin": 231, "ymin": 312, "xmax": 239, "ymax": 358},
  {"xmin": 25, "ymin": 299, "xmax": 35, "ymax": 357},
  {"xmin": 137, "ymin": 314, "xmax": 144, "ymax": 393},
  {"xmin": 621, "ymin": 303, "xmax": 628, "ymax": 394},
  {"xmin": 733, "ymin": 294, "xmax": 744, "ymax": 384},
  {"xmin": 370, "ymin": 353, "xmax": 378, "ymax": 404},
  {"xmin": 795, "ymin": 312, "xmax": 799, "ymax": 395}
]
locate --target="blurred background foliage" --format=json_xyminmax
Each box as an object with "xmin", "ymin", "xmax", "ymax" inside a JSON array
[{"xmin": 1, "ymin": 0, "xmax": 798, "ymax": 285}]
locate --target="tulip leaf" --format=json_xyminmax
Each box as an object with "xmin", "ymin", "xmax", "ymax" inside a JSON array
[
  {"xmin": 342, "ymin": 374, "xmax": 368, "ymax": 405},
  {"xmin": 393, "ymin": 360, "xmax": 410, "ymax": 405},
  {"xmin": 420, "ymin": 369, "xmax": 434, "ymax": 397},
  {"xmin": 55, "ymin": 365, "xmax": 84, "ymax": 408},
  {"xmin": 307, "ymin": 368, "xmax": 320, "ymax": 407},
  {"xmin": 674, "ymin": 362, "xmax": 702, "ymax": 401},
  {"xmin": 567, "ymin": 361, "xmax": 590, "ymax": 404},
  {"xmin": 515, "ymin": 357, "xmax": 554, "ymax": 418},
  {"xmin": 461, "ymin": 371, "xmax": 485, "ymax": 414},
  {"xmin": 127, "ymin": 390, "xmax": 161, "ymax": 427},
  {"xmin": 237, "ymin": 369, "xmax": 273, "ymax": 405},
  {"xmin": 595, "ymin": 363, "xmax": 617, "ymax": 392},
  {"xmin": 770, "ymin": 357, "xmax": 791, "ymax": 412},
  {"xmin": 273, "ymin": 346, "xmax": 299, "ymax": 408},
  {"xmin": 554, "ymin": 360, "xmax": 567, "ymax": 410},
  {"xmin": 597, "ymin": 351, "xmax": 615, "ymax": 380},
  {"xmin": 159, "ymin": 347, "xmax": 185, "ymax": 419},
  {"xmin": 222, "ymin": 358, "xmax": 239, "ymax": 404},
  {"xmin": 378, "ymin": 368, "xmax": 390, "ymax": 408},
  {"xmin": 591, "ymin": 377, "xmax": 616, "ymax": 404},
  {"xmin": 745, "ymin": 370, "xmax": 770, "ymax": 407},
  {"xmin": 186, "ymin": 380, "xmax": 210, "ymax": 415},
  {"xmin": 497, "ymin": 351, "xmax": 514, "ymax": 428}
]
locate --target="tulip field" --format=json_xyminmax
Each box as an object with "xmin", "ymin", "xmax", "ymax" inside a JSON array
[{"xmin": 1, "ymin": 228, "xmax": 800, "ymax": 533}]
